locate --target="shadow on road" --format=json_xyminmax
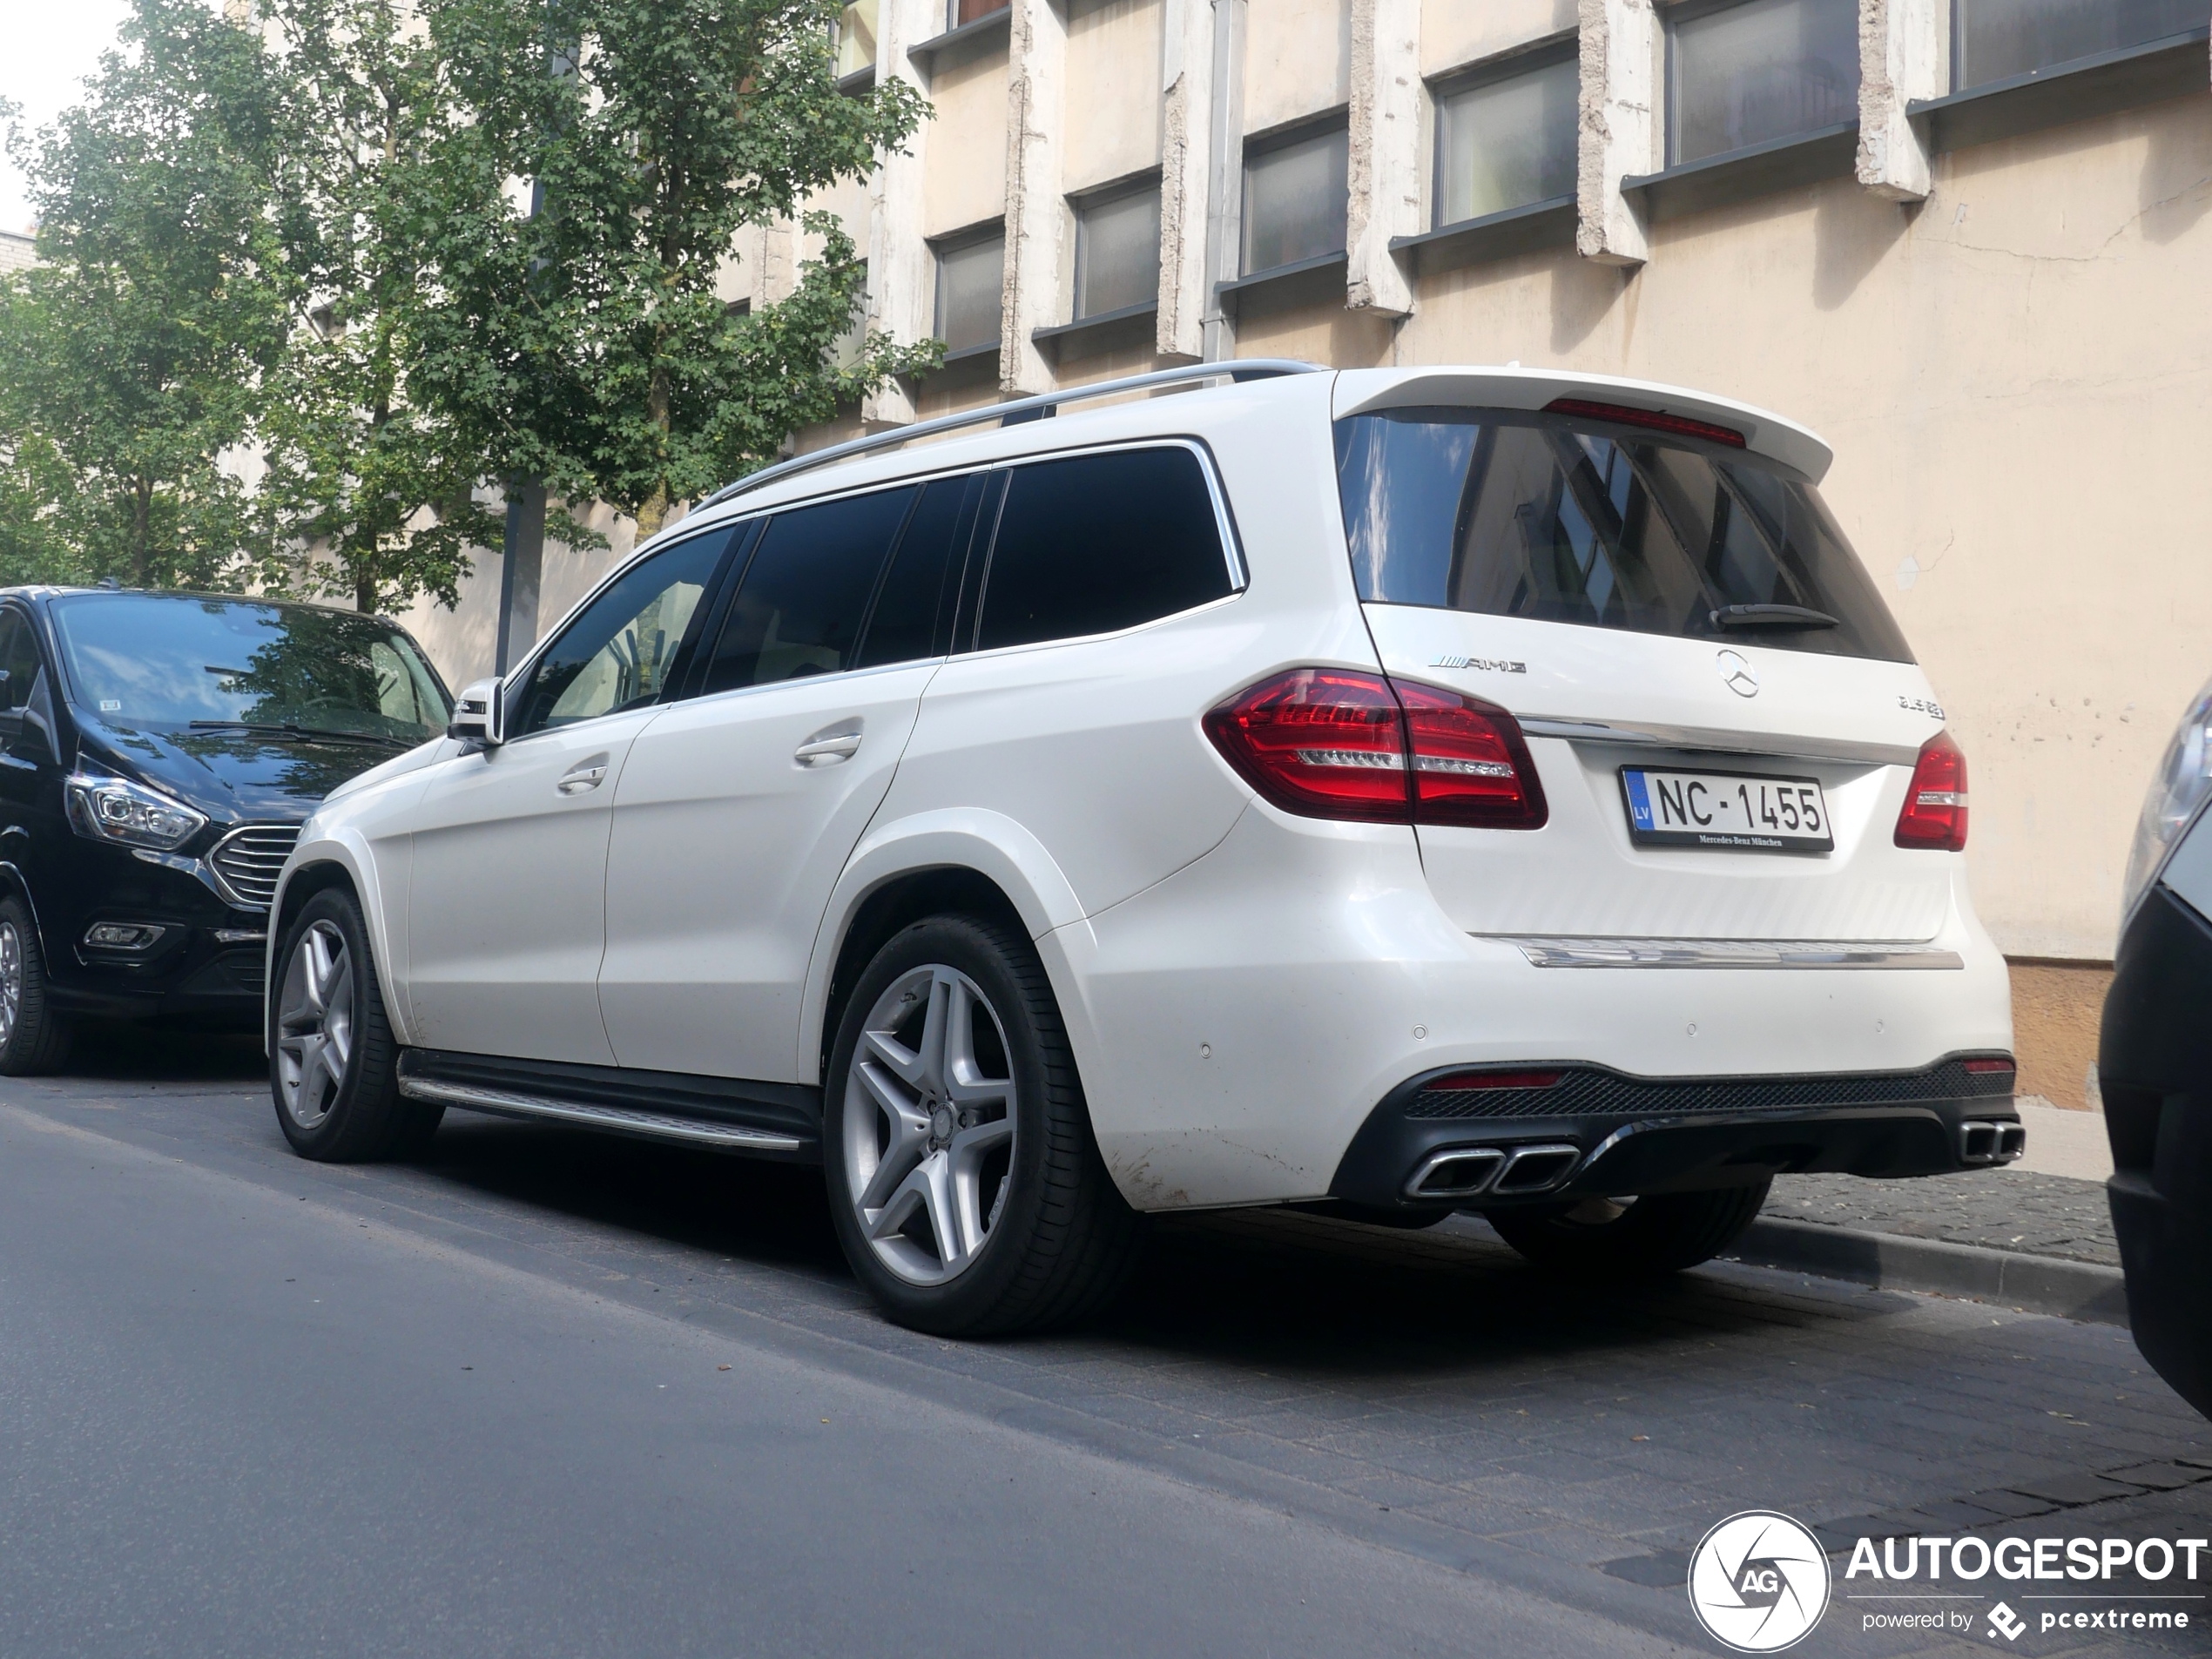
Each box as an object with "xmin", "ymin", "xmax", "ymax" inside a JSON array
[{"xmin": 70, "ymin": 1027, "xmax": 1884, "ymax": 1379}]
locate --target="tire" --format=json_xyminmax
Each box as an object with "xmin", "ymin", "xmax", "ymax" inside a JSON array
[
  {"xmin": 823, "ymin": 914, "xmax": 1145, "ymax": 1336},
  {"xmin": 0, "ymin": 896, "xmax": 71, "ymax": 1076},
  {"xmin": 269, "ymin": 887, "xmax": 442, "ymax": 1162},
  {"xmin": 1484, "ymin": 1180, "xmax": 1771, "ymax": 1278}
]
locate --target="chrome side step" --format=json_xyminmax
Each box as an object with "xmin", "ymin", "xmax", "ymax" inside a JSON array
[{"xmin": 397, "ymin": 1075, "xmax": 804, "ymax": 1153}]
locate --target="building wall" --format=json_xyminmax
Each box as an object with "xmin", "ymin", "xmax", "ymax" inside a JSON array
[{"xmin": 420, "ymin": 3, "xmax": 2212, "ymax": 1105}]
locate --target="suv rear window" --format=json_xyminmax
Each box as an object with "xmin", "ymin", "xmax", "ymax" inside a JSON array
[
  {"xmin": 1333, "ymin": 406, "xmax": 1912, "ymax": 663},
  {"xmin": 976, "ymin": 446, "xmax": 1236, "ymax": 651}
]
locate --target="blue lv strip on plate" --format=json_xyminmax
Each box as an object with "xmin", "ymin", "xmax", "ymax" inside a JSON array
[{"xmin": 1623, "ymin": 769, "xmax": 1655, "ymax": 832}]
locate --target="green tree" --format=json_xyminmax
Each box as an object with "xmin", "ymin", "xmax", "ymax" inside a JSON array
[
  {"xmin": 249, "ymin": 0, "xmax": 515, "ymax": 615},
  {"xmin": 408, "ymin": 0, "xmax": 941, "ymax": 540},
  {"xmin": 0, "ymin": 0, "xmax": 289, "ymax": 590}
]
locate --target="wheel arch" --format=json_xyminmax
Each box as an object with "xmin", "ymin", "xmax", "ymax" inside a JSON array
[
  {"xmin": 802, "ymin": 811, "xmax": 1095, "ymax": 1089},
  {"xmin": 267, "ymin": 834, "xmax": 412, "ymax": 1052}
]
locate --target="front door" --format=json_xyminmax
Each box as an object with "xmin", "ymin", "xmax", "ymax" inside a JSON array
[
  {"xmin": 599, "ymin": 475, "xmax": 979, "ymax": 1080},
  {"xmin": 401, "ymin": 529, "xmax": 732, "ymax": 1063}
]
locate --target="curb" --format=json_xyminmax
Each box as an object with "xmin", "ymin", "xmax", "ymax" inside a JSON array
[{"xmin": 1728, "ymin": 1217, "xmax": 2130, "ymax": 1326}]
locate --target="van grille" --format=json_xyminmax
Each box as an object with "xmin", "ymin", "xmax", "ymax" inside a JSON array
[{"xmin": 207, "ymin": 824, "xmax": 301, "ymax": 912}]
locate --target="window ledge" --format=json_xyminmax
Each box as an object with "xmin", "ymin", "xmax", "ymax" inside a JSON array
[
  {"xmin": 1390, "ymin": 195, "xmax": 1575, "ymax": 272},
  {"xmin": 939, "ymin": 340, "xmax": 1001, "ymax": 365},
  {"xmin": 1907, "ymin": 27, "xmax": 2211, "ymax": 155},
  {"xmin": 1032, "ymin": 301, "xmax": 1157, "ymax": 356},
  {"xmin": 836, "ymin": 65, "xmax": 876, "ymax": 97},
  {"xmin": 908, "ymin": 9, "xmax": 1009, "ymax": 70},
  {"xmin": 1215, "ymin": 250, "xmax": 1347, "ymax": 301},
  {"xmin": 1622, "ymin": 121, "xmax": 1858, "ymax": 224}
]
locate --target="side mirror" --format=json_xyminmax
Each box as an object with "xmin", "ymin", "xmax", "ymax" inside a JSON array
[{"xmin": 447, "ymin": 678, "xmax": 505, "ymax": 748}]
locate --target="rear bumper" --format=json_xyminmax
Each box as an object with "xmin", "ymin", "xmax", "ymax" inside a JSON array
[
  {"xmin": 1327, "ymin": 1055, "xmax": 2022, "ymax": 1213},
  {"xmin": 1057, "ymin": 806, "xmax": 2015, "ymax": 1211},
  {"xmin": 2099, "ymin": 883, "xmax": 2212, "ymax": 1419}
]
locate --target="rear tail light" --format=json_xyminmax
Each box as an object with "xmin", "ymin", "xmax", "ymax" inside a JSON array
[
  {"xmin": 1962, "ymin": 1057, "xmax": 2014, "ymax": 1076},
  {"xmin": 1541, "ymin": 397, "xmax": 1746, "ymax": 448},
  {"xmin": 1204, "ymin": 670, "xmax": 1548, "ymax": 830},
  {"xmin": 1894, "ymin": 731, "xmax": 1968, "ymax": 851}
]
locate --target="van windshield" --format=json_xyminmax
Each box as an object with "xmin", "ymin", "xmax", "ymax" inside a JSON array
[
  {"xmin": 51, "ymin": 594, "xmax": 454, "ymax": 743},
  {"xmin": 1333, "ymin": 406, "xmax": 1912, "ymax": 663}
]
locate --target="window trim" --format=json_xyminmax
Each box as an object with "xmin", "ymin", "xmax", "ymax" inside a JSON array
[
  {"xmin": 1908, "ymin": 21, "xmax": 2211, "ymax": 152},
  {"xmin": 907, "ymin": 3, "xmax": 1010, "ymax": 72},
  {"xmin": 1236, "ymin": 111, "xmax": 1352, "ymax": 281},
  {"xmin": 1426, "ymin": 32, "xmax": 1579, "ymax": 237},
  {"xmin": 959, "ymin": 438, "xmax": 1249, "ymax": 658}
]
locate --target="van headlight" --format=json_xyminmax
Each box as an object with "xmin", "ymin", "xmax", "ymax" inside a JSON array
[
  {"xmin": 64, "ymin": 772, "xmax": 207, "ymax": 852},
  {"xmin": 2121, "ymin": 672, "xmax": 2212, "ymax": 926}
]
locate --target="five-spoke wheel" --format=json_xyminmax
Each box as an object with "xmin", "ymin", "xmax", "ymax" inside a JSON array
[
  {"xmin": 824, "ymin": 914, "xmax": 1143, "ymax": 1335},
  {"xmin": 0, "ymin": 896, "xmax": 71, "ymax": 1075},
  {"xmin": 842, "ymin": 963, "xmax": 1018, "ymax": 1286},
  {"xmin": 267, "ymin": 887, "xmax": 439, "ymax": 1161},
  {"xmin": 275, "ymin": 918, "xmax": 354, "ymax": 1131}
]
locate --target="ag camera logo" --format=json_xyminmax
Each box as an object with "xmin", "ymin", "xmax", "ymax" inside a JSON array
[{"xmin": 1688, "ymin": 1511, "xmax": 1832, "ymax": 1652}]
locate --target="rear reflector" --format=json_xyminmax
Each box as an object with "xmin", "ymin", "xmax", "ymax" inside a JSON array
[
  {"xmin": 1204, "ymin": 670, "xmax": 1548, "ymax": 829},
  {"xmin": 1962, "ymin": 1057, "xmax": 2015, "ymax": 1075},
  {"xmin": 1424, "ymin": 1069, "xmax": 1562, "ymax": 1093},
  {"xmin": 1894, "ymin": 731, "xmax": 1969, "ymax": 851},
  {"xmin": 1542, "ymin": 397, "xmax": 1747, "ymax": 449}
]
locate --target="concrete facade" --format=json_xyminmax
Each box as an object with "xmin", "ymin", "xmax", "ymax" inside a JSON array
[{"xmin": 397, "ymin": 3, "xmax": 2212, "ymax": 1103}]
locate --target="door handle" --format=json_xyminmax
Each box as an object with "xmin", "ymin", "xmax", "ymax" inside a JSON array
[
  {"xmin": 557, "ymin": 756, "xmax": 610, "ymax": 795},
  {"xmin": 793, "ymin": 723, "xmax": 862, "ymax": 767}
]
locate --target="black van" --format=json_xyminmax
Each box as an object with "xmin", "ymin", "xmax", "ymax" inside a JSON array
[{"xmin": 0, "ymin": 587, "xmax": 451, "ymax": 1070}]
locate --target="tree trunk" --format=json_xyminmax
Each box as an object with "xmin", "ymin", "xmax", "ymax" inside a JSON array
[
  {"xmin": 355, "ymin": 569, "xmax": 379, "ymax": 612},
  {"xmin": 131, "ymin": 477, "xmax": 152, "ymax": 588},
  {"xmin": 635, "ymin": 361, "xmax": 674, "ymax": 540}
]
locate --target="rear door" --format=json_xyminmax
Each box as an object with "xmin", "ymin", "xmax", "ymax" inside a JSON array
[
  {"xmin": 597, "ymin": 474, "xmax": 981, "ymax": 1081},
  {"xmin": 1334, "ymin": 403, "xmax": 1955, "ymax": 942}
]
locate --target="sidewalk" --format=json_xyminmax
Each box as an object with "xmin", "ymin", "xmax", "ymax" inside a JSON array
[{"xmin": 1736, "ymin": 1101, "xmax": 2127, "ymax": 1324}]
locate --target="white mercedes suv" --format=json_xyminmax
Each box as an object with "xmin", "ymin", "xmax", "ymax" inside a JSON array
[{"xmin": 264, "ymin": 361, "xmax": 2020, "ymax": 1334}]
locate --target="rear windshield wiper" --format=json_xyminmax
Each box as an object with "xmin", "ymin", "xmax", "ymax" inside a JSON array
[
  {"xmin": 187, "ymin": 720, "xmax": 411, "ymax": 749},
  {"xmin": 1710, "ymin": 604, "xmax": 1838, "ymax": 631}
]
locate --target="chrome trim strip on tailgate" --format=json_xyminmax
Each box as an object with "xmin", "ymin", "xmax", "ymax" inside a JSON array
[
  {"xmin": 1485, "ymin": 935, "xmax": 1965, "ymax": 969},
  {"xmin": 1516, "ymin": 716, "xmax": 1920, "ymax": 768},
  {"xmin": 396, "ymin": 1076, "xmax": 805, "ymax": 1150}
]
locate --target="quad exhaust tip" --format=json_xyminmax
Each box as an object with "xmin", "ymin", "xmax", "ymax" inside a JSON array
[
  {"xmin": 1406, "ymin": 1142, "xmax": 1581, "ymax": 1201},
  {"xmin": 1959, "ymin": 1119, "xmax": 2027, "ymax": 1165}
]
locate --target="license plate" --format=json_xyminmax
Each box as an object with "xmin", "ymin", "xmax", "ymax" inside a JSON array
[{"xmin": 1619, "ymin": 766, "xmax": 1833, "ymax": 853}]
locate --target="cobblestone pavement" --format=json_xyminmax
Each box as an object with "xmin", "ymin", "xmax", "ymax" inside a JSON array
[
  {"xmin": 1767, "ymin": 1170, "xmax": 2119, "ymax": 1267},
  {"xmin": 4, "ymin": 1031, "xmax": 2206, "ymax": 1656}
]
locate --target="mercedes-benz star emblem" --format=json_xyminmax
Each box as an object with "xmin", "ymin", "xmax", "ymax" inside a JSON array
[
  {"xmin": 1687, "ymin": 1511, "xmax": 1831, "ymax": 1652},
  {"xmin": 1716, "ymin": 649, "xmax": 1760, "ymax": 698}
]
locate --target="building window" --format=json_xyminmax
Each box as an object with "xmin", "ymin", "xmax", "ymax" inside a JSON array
[
  {"xmin": 1241, "ymin": 123, "xmax": 1349, "ymax": 276},
  {"xmin": 1433, "ymin": 49, "xmax": 1579, "ymax": 228},
  {"xmin": 949, "ymin": 0, "xmax": 1008, "ymax": 27},
  {"xmin": 934, "ymin": 231, "xmax": 1004, "ymax": 355},
  {"xmin": 1954, "ymin": 0, "xmax": 2209, "ymax": 91},
  {"xmin": 1073, "ymin": 183, "xmax": 1161, "ymax": 319},
  {"xmin": 834, "ymin": 0, "xmax": 877, "ymax": 79},
  {"xmin": 1668, "ymin": 0, "xmax": 1860, "ymax": 166}
]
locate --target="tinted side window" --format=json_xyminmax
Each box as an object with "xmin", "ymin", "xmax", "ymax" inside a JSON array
[
  {"xmin": 975, "ymin": 448, "xmax": 1234, "ymax": 651},
  {"xmin": 512, "ymin": 529, "xmax": 732, "ymax": 738},
  {"xmin": 701, "ymin": 485, "xmax": 915, "ymax": 695},
  {"xmin": 854, "ymin": 475, "xmax": 975, "ymax": 669},
  {"xmin": 0, "ymin": 614, "xmax": 37, "ymax": 713}
]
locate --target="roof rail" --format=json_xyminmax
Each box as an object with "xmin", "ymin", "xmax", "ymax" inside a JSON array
[{"xmin": 698, "ymin": 358, "xmax": 1322, "ymax": 509}]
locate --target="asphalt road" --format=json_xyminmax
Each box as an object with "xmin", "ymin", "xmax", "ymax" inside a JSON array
[{"xmin": 2, "ymin": 1029, "xmax": 2207, "ymax": 1659}]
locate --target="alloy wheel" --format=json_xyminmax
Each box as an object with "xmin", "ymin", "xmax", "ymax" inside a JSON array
[
  {"xmin": 841, "ymin": 964, "xmax": 1018, "ymax": 1286},
  {"xmin": 0, "ymin": 921, "xmax": 21, "ymax": 1049},
  {"xmin": 275, "ymin": 920, "xmax": 354, "ymax": 1130}
]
